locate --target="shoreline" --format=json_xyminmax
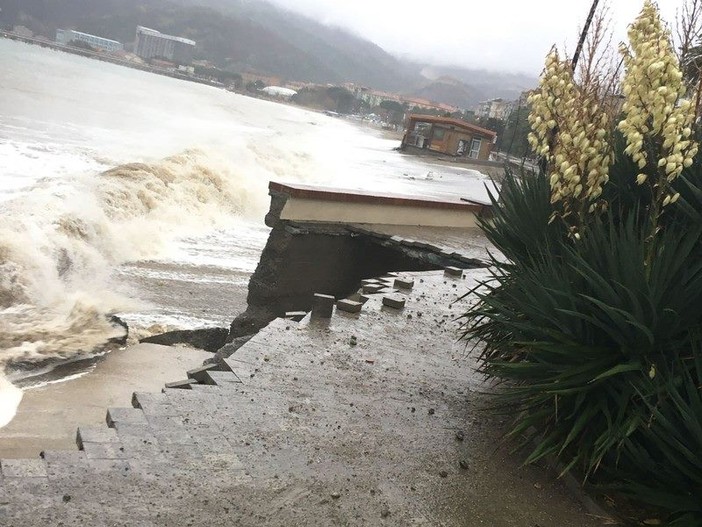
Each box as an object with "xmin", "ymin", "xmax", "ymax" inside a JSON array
[{"xmin": 0, "ymin": 342, "xmax": 211, "ymax": 458}]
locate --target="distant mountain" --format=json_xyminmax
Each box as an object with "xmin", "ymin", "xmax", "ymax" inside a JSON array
[
  {"xmin": 417, "ymin": 65, "xmax": 537, "ymax": 104},
  {"xmin": 407, "ymin": 76, "xmax": 479, "ymax": 109},
  {"xmin": 0, "ymin": 0, "xmax": 536, "ymax": 107}
]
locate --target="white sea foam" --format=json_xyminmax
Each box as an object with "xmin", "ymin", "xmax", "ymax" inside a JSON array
[
  {"xmin": 0, "ymin": 374, "xmax": 23, "ymax": 428},
  {"xmin": 0, "ymin": 143, "xmax": 316, "ymax": 366}
]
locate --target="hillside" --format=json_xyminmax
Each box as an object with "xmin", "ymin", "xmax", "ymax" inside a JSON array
[{"xmin": 0, "ymin": 0, "xmax": 536, "ymax": 108}]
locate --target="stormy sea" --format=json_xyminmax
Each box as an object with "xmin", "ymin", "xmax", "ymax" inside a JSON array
[{"xmin": 0, "ymin": 38, "xmax": 492, "ymax": 428}]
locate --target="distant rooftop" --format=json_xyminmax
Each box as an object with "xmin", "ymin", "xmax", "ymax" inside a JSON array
[
  {"xmin": 406, "ymin": 114, "xmax": 497, "ymax": 139},
  {"xmin": 136, "ymin": 26, "xmax": 196, "ymax": 46},
  {"xmin": 57, "ymin": 29, "xmax": 122, "ymax": 46}
]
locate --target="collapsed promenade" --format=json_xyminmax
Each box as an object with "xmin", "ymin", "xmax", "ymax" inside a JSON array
[{"xmin": 0, "ymin": 269, "xmax": 604, "ymax": 526}]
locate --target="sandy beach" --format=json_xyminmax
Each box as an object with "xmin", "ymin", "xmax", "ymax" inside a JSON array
[{"xmin": 0, "ymin": 343, "xmax": 210, "ymax": 458}]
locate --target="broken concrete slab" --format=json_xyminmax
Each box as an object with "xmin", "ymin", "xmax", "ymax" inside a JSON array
[
  {"xmin": 311, "ymin": 293, "xmax": 335, "ymax": 318},
  {"xmin": 0, "ymin": 269, "xmax": 606, "ymax": 527},
  {"xmin": 284, "ymin": 311, "xmax": 307, "ymax": 322},
  {"xmin": 393, "ymin": 277, "xmax": 415, "ymax": 289},
  {"xmin": 336, "ymin": 299, "xmax": 363, "ymax": 314},
  {"xmin": 139, "ymin": 327, "xmax": 229, "ymax": 352},
  {"xmin": 186, "ymin": 363, "xmax": 229, "ymax": 383},
  {"xmin": 382, "ymin": 295, "xmax": 406, "ymax": 309},
  {"xmin": 163, "ymin": 379, "xmax": 196, "ymax": 390},
  {"xmin": 444, "ymin": 266, "xmax": 464, "ymax": 277}
]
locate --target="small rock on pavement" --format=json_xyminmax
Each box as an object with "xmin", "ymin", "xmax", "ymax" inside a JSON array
[
  {"xmin": 459, "ymin": 460, "xmax": 469, "ymax": 470},
  {"xmin": 330, "ymin": 492, "xmax": 341, "ymax": 499},
  {"xmin": 439, "ymin": 470, "xmax": 448, "ymax": 478},
  {"xmin": 381, "ymin": 508, "xmax": 391, "ymax": 518},
  {"xmin": 455, "ymin": 430, "xmax": 464, "ymax": 441}
]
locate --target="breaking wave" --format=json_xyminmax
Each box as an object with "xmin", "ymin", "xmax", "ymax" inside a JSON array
[{"xmin": 0, "ymin": 146, "xmax": 314, "ymax": 368}]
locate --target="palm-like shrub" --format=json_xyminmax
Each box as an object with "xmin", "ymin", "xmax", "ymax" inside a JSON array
[{"xmin": 461, "ymin": 2, "xmax": 702, "ymax": 523}]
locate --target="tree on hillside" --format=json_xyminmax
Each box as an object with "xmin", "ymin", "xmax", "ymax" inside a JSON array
[
  {"xmin": 500, "ymin": 102, "xmax": 532, "ymax": 158},
  {"xmin": 477, "ymin": 116, "xmax": 505, "ymax": 135},
  {"xmin": 377, "ymin": 99, "xmax": 405, "ymax": 125},
  {"xmin": 246, "ymin": 79, "xmax": 265, "ymax": 92},
  {"xmin": 379, "ymin": 99, "xmax": 403, "ymax": 113},
  {"xmin": 326, "ymin": 87, "xmax": 357, "ymax": 114}
]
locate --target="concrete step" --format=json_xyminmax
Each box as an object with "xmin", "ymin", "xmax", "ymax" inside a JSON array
[
  {"xmin": 186, "ymin": 362, "xmax": 231, "ymax": 383},
  {"xmin": 76, "ymin": 426, "xmax": 120, "ymax": 449},
  {"xmin": 203, "ymin": 370, "xmax": 243, "ymax": 387},
  {"xmin": 131, "ymin": 391, "xmax": 182, "ymax": 417},
  {"xmin": 106, "ymin": 407, "xmax": 149, "ymax": 428}
]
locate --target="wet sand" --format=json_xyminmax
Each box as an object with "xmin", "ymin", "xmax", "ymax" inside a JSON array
[{"xmin": 0, "ymin": 343, "xmax": 210, "ymax": 458}]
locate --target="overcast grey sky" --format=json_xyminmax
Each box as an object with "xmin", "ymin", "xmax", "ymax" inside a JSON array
[{"xmin": 260, "ymin": 0, "xmax": 684, "ymax": 74}]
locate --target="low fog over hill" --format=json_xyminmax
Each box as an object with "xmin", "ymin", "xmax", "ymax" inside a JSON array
[{"xmin": 1, "ymin": 0, "xmax": 536, "ymax": 107}]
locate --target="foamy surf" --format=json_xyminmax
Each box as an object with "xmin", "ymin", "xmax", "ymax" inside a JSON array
[
  {"xmin": 0, "ymin": 374, "xmax": 23, "ymax": 428},
  {"xmin": 0, "ymin": 146, "xmax": 294, "ymax": 369}
]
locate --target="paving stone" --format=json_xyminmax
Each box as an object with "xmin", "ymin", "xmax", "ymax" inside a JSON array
[
  {"xmin": 188, "ymin": 384, "xmax": 222, "ymax": 393},
  {"xmin": 42, "ymin": 451, "xmax": 91, "ymax": 480},
  {"xmin": 1, "ymin": 458, "xmax": 47, "ymax": 478},
  {"xmin": 203, "ymin": 370, "xmax": 243, "ymax": 386},
  {"xmin": 149, "ymin": 428, "xmax": 195, "ymax": 446},
  {"xmin": 88, "ymin": 459, "xmax": 131, "ymax": 476},
  {"xmin": 106, "ymin": 407, "xmax": 149, "ymax": 428},
  {"xmin": 80, "ymin": 442, "xmax": 127, "ymax": 460},
  {"xmin": 40, "ymin": 450, "xmax": 88, "ymax": 464},
  {"xmin": 164, "ymin": 378, "xmax": 196, "ymax": 390},
  {"xmin": 382, "ymin": 295, "xmax": 406, "ymax": 309},
  {"xmin": 131, "ymin": 392, "xmax": 181, "ymax": 416},
  {"xmin": 362, "ymin": 284, "xmax": 384, "ymax": 293},
  {"xmin": 336, "ymin": 299, "xmax": 363, "ymax": 313},
  {"xmin": 394, "ymin": 277, "xmax": 415, "ymax": 289},
  {"xmin": 311, "ymin": 293, "xmax": 335, "ymax": 318},
  {"xmin": 444, "ymin": 266, "xmax": 464, "ymax": 277},
  {"xmin": 76, "ymin": 426, "xmax": 120, "ymax": 448}
]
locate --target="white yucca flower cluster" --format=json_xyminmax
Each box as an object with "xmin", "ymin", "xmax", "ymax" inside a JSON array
[
  {"xmin": 528, "ymin": 49, "xmax": 611, "ymax": 209},
  {"xmin": 618, "ymin": 0, "xmax": 698, "ymax": 206},
  {"xmin": 529, "ymin": 0, "xmax": 699, "ymax": 214}
]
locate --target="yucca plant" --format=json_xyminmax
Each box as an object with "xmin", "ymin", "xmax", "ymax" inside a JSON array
[
  {"xmin": 611, "ymin": 344, "xmax": 702, "ymax": 525},
  {"xmin": 461, "ymin": 2, "xmax": 702, "ymax": 524}
]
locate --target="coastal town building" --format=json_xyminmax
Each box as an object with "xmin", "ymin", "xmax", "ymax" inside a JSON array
[
  {"xmin": 401, "ymin": 114, "xmax": 497, "ymax": 161},
  {"xmin": 261, "ymin": 86, "xmax": 297, "ymax": 99},
  {"xmin": 135, "ymin": 26, "xmax": 196, "ymax": 65},
  {"xmin": 476, "ymin": 97, "xmax": 514, "ymax": 121},
  {"xmin": 55, "ymin": 29, "xmax": 123, "ymax": 52}
]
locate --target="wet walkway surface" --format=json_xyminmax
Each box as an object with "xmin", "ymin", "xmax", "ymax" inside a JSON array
[{"xmin": 0, "ymin": 270, "xmax": 605, "ymax": 526}]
